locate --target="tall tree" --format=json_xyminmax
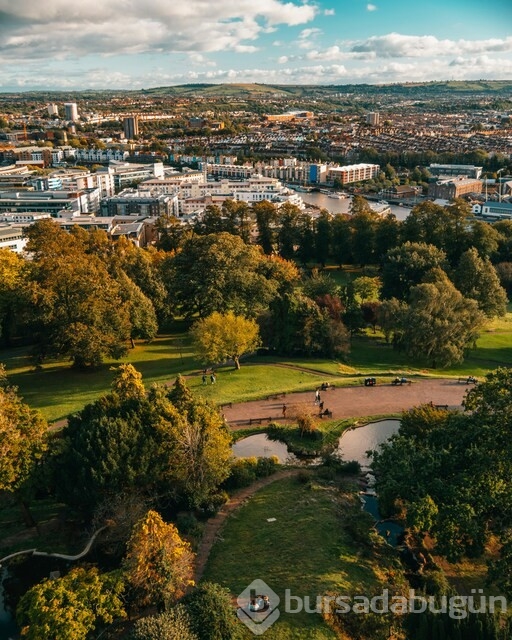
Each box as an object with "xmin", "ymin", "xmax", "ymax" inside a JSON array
[
  {"xmin": 453, "ymin": 247, "xmax": 507, "ymax": 318},
  {"xmin": 0, "ymin": 371, "xmax": 48, "ymax": 527},
  {"xmin": 381, "ymin": 242, "xmax": 448, "ymax": 301},
  {"xmin": 25, "ymin": 221, "xmax": 132, "ymax": 368},
  {"xmin": 161, "ymin": 233, "xmax": 282, "ymax": 318},
  {"xmin": 401, "ymin": 273, "xmax": 485, "ymax": 367},
  {"xmin": 253, "ymin": 201, "xmax": 277, "ymax": 254}
]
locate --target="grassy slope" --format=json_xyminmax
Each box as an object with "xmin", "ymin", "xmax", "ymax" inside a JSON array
[{"xmin": 203, "ymin": 476, "xmax": 401, "ymax": 639}]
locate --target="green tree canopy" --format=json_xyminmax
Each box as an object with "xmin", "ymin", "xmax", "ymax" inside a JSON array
[
  {"xmin": 453, "ymin": 247, "xmax": 508, "ymax": 318},
  {"xmin": 381, "ymin": 241, "xmax": 448, "ymax": 301},
  {"xmin": 161, "ymin": 233, "xmax": 286, "ymax": 318},
  {"xmin": 400, "ymin": 272, "xmax": 485, "ymax": 367}
]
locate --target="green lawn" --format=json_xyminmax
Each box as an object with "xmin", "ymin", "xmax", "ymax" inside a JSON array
[
  {"xmin": 1, "ymin": 311, "xmax": 512, "ymax": 422},
  {"xmin": 1, "ymin": 334, "xmax": 198, "ymax": 422},
  {"xmin": 203, "ymin": 476, "xmax": 401, "ymax": 639}
]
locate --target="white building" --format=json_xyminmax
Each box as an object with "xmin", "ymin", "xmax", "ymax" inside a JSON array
[{"xmin": 0, "ymin": 226, "xmax": 27, "ymax": 253}]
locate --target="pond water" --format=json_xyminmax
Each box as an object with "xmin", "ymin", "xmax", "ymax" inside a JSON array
[
  {"xmin": 337, "ymin": 419, "xmax": 401, "ymax": 471},
  {"xmin": 231, "ymin": 433, "xmax": 299, "ymax": 464},
  {"xmin": 338, "ymin": 419, "xmax": 403, "ymax": 546},
  {"xmin": 0, "ymin": 567, "xmax": 18, "ymax": 639}
]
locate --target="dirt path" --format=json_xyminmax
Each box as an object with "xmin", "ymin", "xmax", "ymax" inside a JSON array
[
  {"xmin": 223, "ymin": 378, "xmax": 471, "ymax": 427},
  {"xmin": 193, "ymin": 469, "xmax": 302, "ymax": 583}
]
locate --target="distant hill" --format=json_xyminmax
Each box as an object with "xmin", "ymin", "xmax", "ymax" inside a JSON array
[
  {"xmin": 2, "ymin": 81, "xmax": 511, "ymax": 100},
  {"xmin": 142, "ymin": 81, "xmax": 512, "ymax": 97}
]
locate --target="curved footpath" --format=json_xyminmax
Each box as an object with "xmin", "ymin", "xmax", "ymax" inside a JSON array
[{"xmin": 223, "ymin": 378, "xmax": 470, "ymax": 427}]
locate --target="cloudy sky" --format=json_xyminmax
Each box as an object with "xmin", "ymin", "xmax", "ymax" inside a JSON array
[{"xmin": 1, "ymin": 0, "xmax": 512, "ymax": 91}]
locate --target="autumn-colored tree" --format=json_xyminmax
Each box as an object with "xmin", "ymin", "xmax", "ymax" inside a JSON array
[
  {"xmin": 17, "ymin": 567, "xmax": 125, "ymax": 640},
  {"xmin": 190, "ymin": 311, "xmax": 260, "ymax": 370},
  {"xmin": 123, "ymin": 510, "xmax": 195, "ymax": 610},
  {"xmin": 111, "ymin": 363, "xmax": 146, "ymax": 401},
  {"xmin": 0, "ymin": 370, "xmax": 48, "ymax": 527}
]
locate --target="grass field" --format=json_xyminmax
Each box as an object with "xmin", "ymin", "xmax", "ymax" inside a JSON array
[
  {"xmin": 203, "ymin": 475, "xmax": 402, "ymax": 639},
  {"xmin": 1, "ymin": 311, "xmax": 512, "ymax": 422}
]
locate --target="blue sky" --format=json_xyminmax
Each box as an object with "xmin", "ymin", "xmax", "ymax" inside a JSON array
[{"xmin": 1, "ymin": 0, "xmax": 511, "ymax": 91}]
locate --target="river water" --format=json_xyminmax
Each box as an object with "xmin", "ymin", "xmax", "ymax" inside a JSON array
[{"xmin": 293, "ymin": 191, "xmax": 411, "ymax": 220}]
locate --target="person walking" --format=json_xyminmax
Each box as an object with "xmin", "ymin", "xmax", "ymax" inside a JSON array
[
  {"xmin": 315, "ymin": 389, "xmax": 321, "ymax": 404},
  {"xmin": 202, "ymin": 374, "xmax": 207, "ymax": 385},
  {"xmin": 282, "ymin": 404, "xmax": 287, "ymax": 418},
  {"xmin": 210, "ymin": 372, "xmax": 216, "ymax": 384}
]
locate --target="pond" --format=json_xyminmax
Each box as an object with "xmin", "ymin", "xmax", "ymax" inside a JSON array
[
  {"xmin": 231, "ymin": 433, "xmax": 299, "ymax": 464},
  {"xmin": 0, "ymin": 567, "xmax": 18, "ymax": 639},
  {"xmin": 337, "ymin": 419, "xmax": 404, "ymax": 546},
  {"xmin": 336, "ymin": 419, "xmax": 401, "ymax": 472}
]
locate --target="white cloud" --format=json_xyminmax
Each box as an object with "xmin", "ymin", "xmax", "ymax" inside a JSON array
[
  {"xmin": 278, "ymin": 55, "xmax": 289, "ymax": 64},
  {"xmin": 351, "ymin": 33, "xmax": 512, "ymax": 58},
  {"xmin": 324, "ymin": 9, "xmax": 335, "ymax": 16},
  {"xmin": 366, "ymin": 4, "xmax": 377, "ymax": 11},
  {"xmin": 0, "ymin": 0, "xmax": 317, "ymax": 62}
]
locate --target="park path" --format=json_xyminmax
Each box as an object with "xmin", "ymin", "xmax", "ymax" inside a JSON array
[
  {"xmin": 223, "ymin": 378, "xmax": 470, "ymax": 428},
  {"xmin": 193, "ymin": 469, "xmax": 302, "ymax": 583}
]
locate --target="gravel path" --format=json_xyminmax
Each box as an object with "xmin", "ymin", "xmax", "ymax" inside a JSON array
[{"xmin": 222, "ymin": 378, "xmax": 471, "ymax": 427}]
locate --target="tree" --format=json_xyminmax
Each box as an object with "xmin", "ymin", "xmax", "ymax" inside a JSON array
[
  {"xmin": 400, "ymin": 274, "xmax": 485, "ymax": 367},
  {"xmin": 253, "ymin": 200, "xmax": 277, "ymax": 254},
  {"xmin": 161, "ymin": 233, "xmax": 281, "ymax": 318},
  {"xmin": 56, "ymin": 374, "xmax": 184, "ymax": 515},
  {"xmin": 453, "ymin": 248, "xmax": 507, "ymax": 318},
  {"xmin": 190, "ymin": 311, "xmax": 260, "ymax": 370},
  {"xmin": 181, "ymin": 582, "xmax": 242, "ymax": 640},
  {"xmin": 116, "ymin": 271, "xmax": 158, "ymax": 346},
  {"xmin": 25, "ymin": 221, "xmax": 131, "ymax": 368},
  {"xmin": 0, "ymin": 374, "xmax": 48, "ymax": 527},
  {"xmin": 352, "ymin": 276, "xmax": 380, "ymax": 302},
  {"xmin": 123, "ymin": 510, "xmax": 195, "ymax": 610},
  {"xmin": 381, "ymin": 242, "xmax": 448, "ymax": 301},
  {"xmin": 111, "ymin": 364, "xmax": 146, "ymax": 401},
  {"xmin": 130, "ymin": 606, "xmax": 197, "ymax": 640},
  {"xmin": 0, "ymin": 249, "xmax": 27, "ymax": 344},
  {"xmin": 17, "ymin": 567, "xmax": 125, "ymax": 640}
]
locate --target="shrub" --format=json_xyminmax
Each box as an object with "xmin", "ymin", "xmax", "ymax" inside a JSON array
[
  {"xmin": 181, "ymin": 582, "xmax": 242, "ymax": 640},
  {"xmin": 130, "ymin": 605, "xmax": 197, "ymax": 640}
]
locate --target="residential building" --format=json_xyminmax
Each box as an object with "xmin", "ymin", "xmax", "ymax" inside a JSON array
[
  {"xmin": 427, "ymin": 177, "xmax": 483, "ymax": 200},
  {"xmin": 100, "ymin": 189, "xmax": 177, "ymax": 217},
  {"xmin": 123, "ymin": 116, "xmax": 139, "ymax": 140},
  {"xmin": 367, "ymin": 112, "xmax": 380, "ymax": 126},
  {"xmin": 326, "ymin": 163, "xmax": 380, "ymax": 185},
  {"xmin": 64, "ymin": 102, "xmax": 79, "ymax": 122},
  {"xmin": 47, "ymin": 104, "xmax": 59, "ymax": 117}
]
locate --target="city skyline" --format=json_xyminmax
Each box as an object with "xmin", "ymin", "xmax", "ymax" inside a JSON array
[{"xmin": 1, "ymin": 0, "xmax": 512, "ymax": 92}]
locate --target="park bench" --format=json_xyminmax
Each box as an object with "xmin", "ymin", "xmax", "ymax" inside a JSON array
[
  {"xmin": 319, "ymin": 409, "xmax": 333, "ymax": 419},
  {"xmin": 221, "ymin": 402, "xmax": 232, "ymax": 409},
  {"xmin": 458, "ymin": 377, "xmax": 477, "ymax": 384},
  {"xmin": 266, "ymin": 392, "xmax": 286, "ymax": 400},
  {"xmin": 434, "ymin": 404, "xmax": 449, "ymax": 410},
  {"xmin": 319, "ymin": 382, "xmax": 336, "ymax": 391},
  {"xmin": 249, "ymin": 417, "xmax": 272, "ymax": 425}
]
